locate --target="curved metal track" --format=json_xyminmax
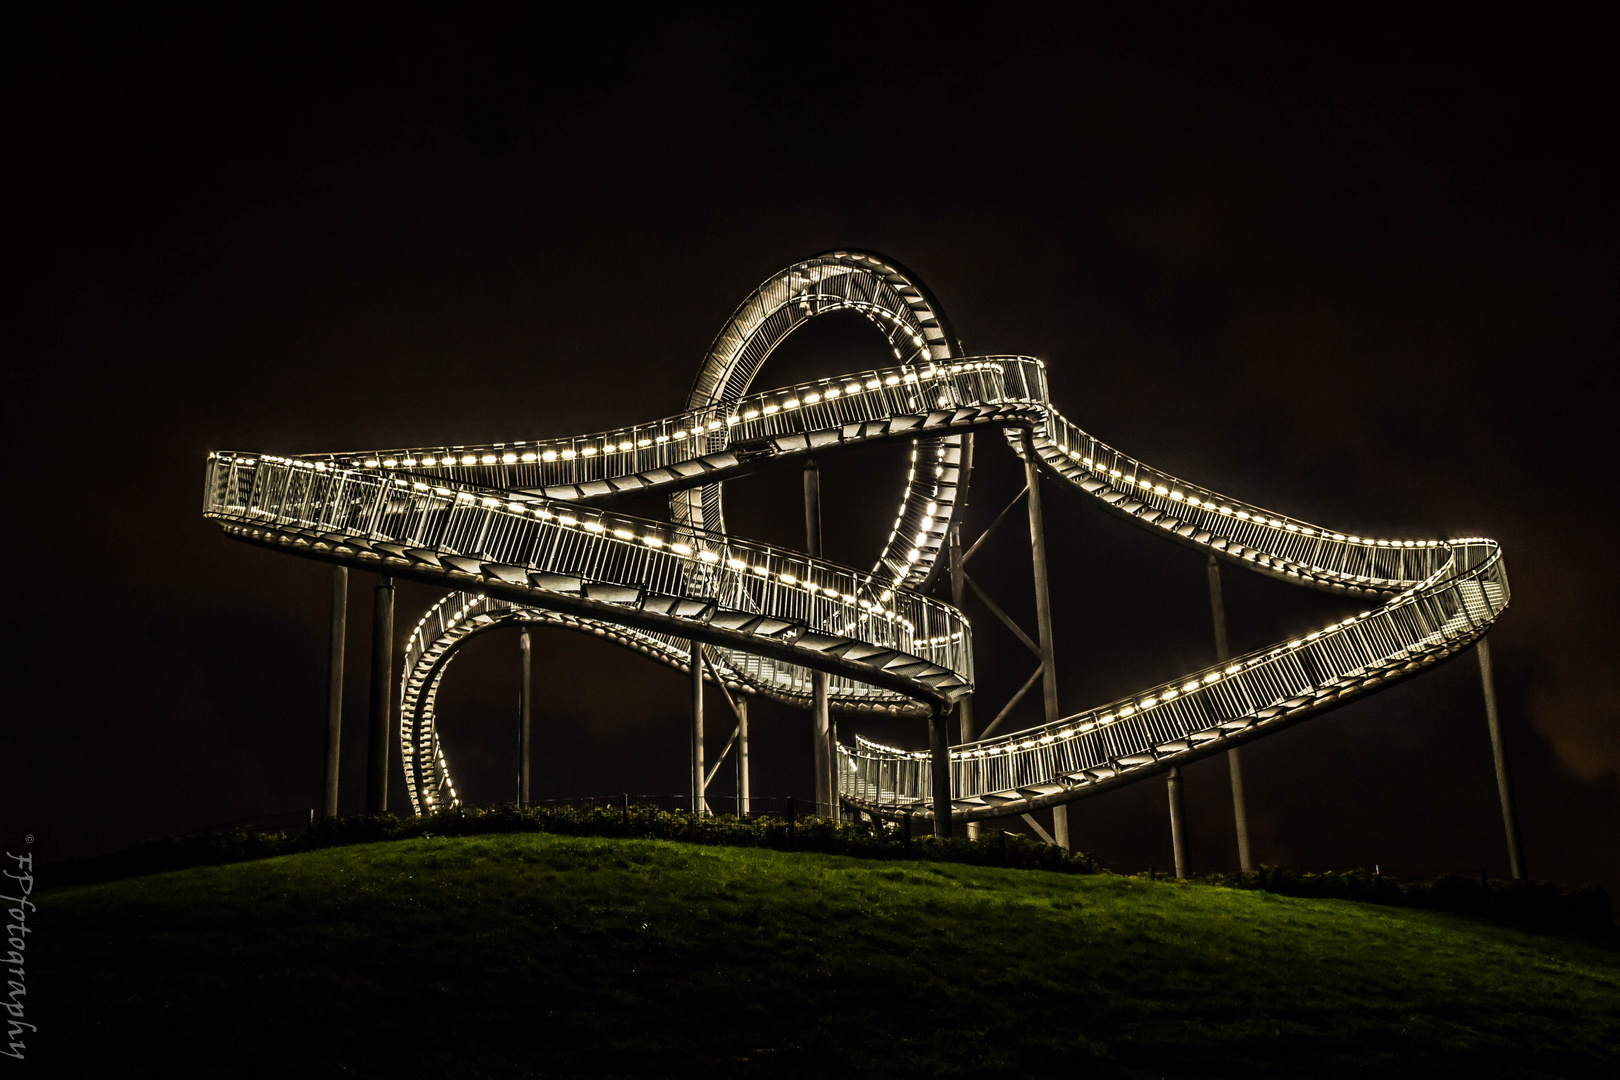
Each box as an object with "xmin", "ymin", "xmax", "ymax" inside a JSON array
[{"xmin": 201, "ymin": 251, "xmax": 1508, "ymax": 820}]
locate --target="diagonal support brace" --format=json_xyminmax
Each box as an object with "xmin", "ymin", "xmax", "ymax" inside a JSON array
[
  {"xmin": 1021, "ymin": 813, "xmax": 1057, "ymax": 846},
  {"xmin": 977, "ymin": 662, "xmax": 1045, "ymax": 741},
  {"xmin": 961, "ymin": 483, "xmax": 1029, "ymax": 566},
  {"xmin": 964, "ymin": 571, "xmax": 1043, "ymax": 659}
]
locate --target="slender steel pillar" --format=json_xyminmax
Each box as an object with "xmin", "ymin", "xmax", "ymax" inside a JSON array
[
  {"xmin": 518, "ymin": 627, "xmax": 532, "ymax": 808},
  {"xmin": 366, "ymin": 574, "xmax": 394, "ymax": 814},
  {"xmin": 806, "ymin": 459, "xmax": 834, "ymax": 818},
  {"xmin": 323, "ymin": 565, "xmax": 347, "ymax": 819},
  {"xmin": 948, "ymin": 520, "xmax": 979, "ymax": 839},
  {"xmin": 691, "ymin": 641, "xmax": 706, "ymax": 816},
  {"xmin": 1477, "ymin": 636, "xmax": 1525, "ymax": 879},
  {"xmin": 804, "ymin": 458, "xmax": 823, "ymax": 556},
  {"xmin": 736, "ymin": 696, "xmax": 750, "ymax": 815},
  {"xmin": 1208, "ymin": 554, "xmax": 1251, "ymax": 870},
  {"xmin": 1023, "ymin": 440, "xmax": 1066, "ymax": 848},
  {"xmin": 1167, "ymin": 766, "xmax": 1188, "ymax": 878},
  {"xmin": 812, "ymin": 683, "xmax": 832, "ymax": 816},
  {"xmin": 929, "ymin": 706, "xmax": 953, "ymax": 838}
]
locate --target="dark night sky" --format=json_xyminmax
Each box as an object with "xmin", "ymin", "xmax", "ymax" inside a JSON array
[{"xmin": 6, "ymin": 9, "xmax": 1616, "ymax": 895}]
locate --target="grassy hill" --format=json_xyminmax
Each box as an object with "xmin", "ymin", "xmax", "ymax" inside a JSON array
[{"xmin": 33, "ymin": 833, "xmax": 1620, "ymax": 1078}]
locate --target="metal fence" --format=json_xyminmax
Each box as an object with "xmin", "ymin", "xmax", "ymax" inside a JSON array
[{"xmin": 840, "ymin": 540, "xmax": 1508, "ymax": 817}]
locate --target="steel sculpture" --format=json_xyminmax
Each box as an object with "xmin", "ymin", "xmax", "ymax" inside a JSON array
[{"xmin": 202, "ymin": 250, "xmax": 1511, "ymax": 845}]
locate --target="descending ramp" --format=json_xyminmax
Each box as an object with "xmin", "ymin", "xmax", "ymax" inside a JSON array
[{"xmin": 201, "ymin": 251, "xmax": 1508, "ymax": 819}]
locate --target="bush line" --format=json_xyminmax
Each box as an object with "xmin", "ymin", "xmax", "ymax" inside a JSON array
[{"xmin": 42, "ymin": 804, "xmax": 1613, "ymax": 937}]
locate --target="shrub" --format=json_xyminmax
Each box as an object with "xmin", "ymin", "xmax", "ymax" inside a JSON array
[
  {"xmin": 44, "ymin": 803, "xmax": 1100, "ymax": 887},
  {"xmin": 1202, "ymin": 865, "xmax": 1615, "ymax": 938}
]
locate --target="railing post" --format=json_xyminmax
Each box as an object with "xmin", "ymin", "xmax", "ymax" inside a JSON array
[
  {"xmin": 518, "ymin": 626, "xmax": 532, "ymax": 809},
  {"xmin": 366, "ymin": 574, "xmax": 394, "ymax": 814},
  {"xmin": 1477, "ymin": 636, "xmax": 1525, "ymax": 879},
  {"xmin": 691, "ymin": 640, "xmax": 707, "ymax": 817},
  {"xmin": 1209, "ymin": 554, "xmax": 1251, "ymax": 871},
  {"xmin": 930, "ymin": 705, "xmax": 954, "ymax": 838},
  {"xmin": 323, "ymin": 565, "xmax": 346, "ymax": 819},
  {"xmin": 1022, "ymin": 435, "xmax": 1065, "ymax": 848}
]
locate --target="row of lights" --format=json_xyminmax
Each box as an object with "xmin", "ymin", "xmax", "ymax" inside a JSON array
[
  {"xmin": 338, "ymin": 361, "xmax": 1013, "ymax": 475},
  {"xmin": 302, "ymin": 360, "xmax": 1008, "ymax": 600},
  {"xmin": 1056, "ymin": 442, "xmax": 1445, "ymax": 550},
  {"xmin": 230, "ymin": 454, "xmax": 960, "ymax": 643},
  {"xmin": 850, "ymin": 597, "xmax": 1396, "ymax": 763},
  {"xmin": 232, "ymin": 360, "xmax": 1003, "ymax": 671},
  {"xmin": 786, "ymin": 292, "xmax": 931, "ymax": 355},
  {"xmin": 396, "ymin": 478, "xmax": 930, "ymax": 633}
]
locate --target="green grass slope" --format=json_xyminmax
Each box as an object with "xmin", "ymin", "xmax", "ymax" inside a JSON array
[{"xmin": 34, "ymin": 834, "xmax": 1620, "ymax": 1078}]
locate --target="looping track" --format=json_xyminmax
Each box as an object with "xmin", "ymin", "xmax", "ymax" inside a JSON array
[{"xmin": 202, "ymin": 250, "xmax": 1507, "ymax": 821}]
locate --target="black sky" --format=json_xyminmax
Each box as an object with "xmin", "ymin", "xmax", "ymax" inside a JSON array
[{"xmin": 6, "ymin": 8, "xmax": 1616, "ymax": 895}]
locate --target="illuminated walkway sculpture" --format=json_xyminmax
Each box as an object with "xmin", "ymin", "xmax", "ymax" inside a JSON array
[{"xmin": 203, "ymin": 251, "xmax": 1510, "ymax": 838}]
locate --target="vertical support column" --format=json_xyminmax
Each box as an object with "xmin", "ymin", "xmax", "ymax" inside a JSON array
[
  {"xmin": 949, "ymin": 432, "xmax": 977, "ymax": 748},
  {"xmin": 805, "ymin": 459, "xmax": 834, "ymax": 818},
  {"xmin": 1023, "ymin": 437, "xmax": 1066, "ymax": 848},
  {"xmin": 366, "ymin": 574, "xmax": 394, "ymax": 815},
  {"xmin": 736, "ymin": 696, "xmax": 750, "ymax": 815},
  {"xmin": 929, "ymin": 706, "xmax": 954, "ymax": 838},
  {"xmin": 691, "ymin": 641, "xmax": 706, "ymax": 816},
  {"xmin": 323, "ymin": 565, "xmax": 347, "ymax": 820},
  {"xmin": 812, "ymin": 681, "xmax": 832, "ymax": 816},
  {"xmin": 518, "ymin": 626, "xmax": 532, "ymax": 809},
  {"xmin": 1477, "ymin": 636, "xmax": 1525, "ymax": 879},
  {"xmin": 1167, "ymin": 766, "xmax": 1188, "ymax": 878},
  {"xmin": 1209, "ymin": 554, "xmax": 1251, "ymax": 871},
  {"xmin": 948, "ymin": 519, "xmax": 979, "ymax": 840}
]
